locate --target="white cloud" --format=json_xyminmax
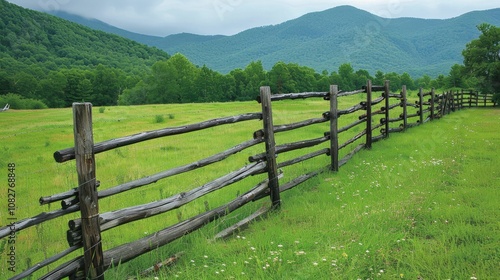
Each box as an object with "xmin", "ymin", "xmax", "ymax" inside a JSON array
[{"xmin": 6, "ymin": 0, "xmax": 499, "ymax": 36}]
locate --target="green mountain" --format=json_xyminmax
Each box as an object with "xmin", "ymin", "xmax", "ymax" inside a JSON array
[
  {"xmin": 1, "ymin": 0, "xmax": 498, "ymax": 108},
  {"xmin": 0, "ymin": 0, "xmax": 170, "ymax": 107},
  {"xmin": 0, "ymin": 0, "xmax": 169, "ymax": 72},
  {"xmin": 46, "ymin": 10, "xmax": 167, "ymax": 47},
  {"xmin": 46, "ymin": 5, "xmax": 500, "ymax": 77},
  {"xmin": 158, "ymin": 6, "xmax": 500, "ymax": 77}
]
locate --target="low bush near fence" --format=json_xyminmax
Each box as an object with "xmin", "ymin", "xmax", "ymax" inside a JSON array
[{"xmin": 0, "ymin": 93, "xmax": 48, "ymax": 110}]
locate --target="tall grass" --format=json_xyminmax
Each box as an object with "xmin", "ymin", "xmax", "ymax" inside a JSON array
[
  {"xmin": 0, "ymin": 100, "xmax": 498, "ymax": 279},
  {"xmin": 133, "ymin": 107, "xmax": 499, "ymax": 280}
]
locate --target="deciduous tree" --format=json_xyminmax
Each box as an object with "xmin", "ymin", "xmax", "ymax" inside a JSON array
[{"xmin": 462, "ymin": 23, "xmax": 500, "ymax": 94}]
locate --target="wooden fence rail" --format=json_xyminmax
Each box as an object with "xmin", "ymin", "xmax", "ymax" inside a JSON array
[{"xmin": 2, "ymin": 82, "xmax": 496, "ymax": 279}]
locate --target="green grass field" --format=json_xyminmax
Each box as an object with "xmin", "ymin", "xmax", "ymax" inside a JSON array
[{"xmin": 0, "ymin": 98, "xmax": 498, "ymax": 279}]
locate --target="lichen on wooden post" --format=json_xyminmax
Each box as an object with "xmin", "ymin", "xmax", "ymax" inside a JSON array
[
  {"xmin": 365, "ymin": 80, "xmax": 373, "ymax": 149},
  {"xmin": 418, "ymin": 88, "xmax": 424, "ymax": 124},
  {"xmin": 460, "ymin": 89, "xmax": 464, "ymax": 109},
  {"xmin": 384, "ymin": 80, "xmax": 390, "ymax": 137},
  {"xmin": 401, "ymin": 85, "xmax": 408, "ymax": 130},
  {"xmin": 329, "ymin": 85, "xmax": 339, "ymax": 172},
  {"xmin": 260, "ymin": 87, "xmax": 281, "ymax": 209},
  {"xmin": 72, "ymin": 103, "xmax": 104, "ymax": 280},
  {"xmin": 430, "ymin": 88, "xmax": 436, "ymax": 120}
]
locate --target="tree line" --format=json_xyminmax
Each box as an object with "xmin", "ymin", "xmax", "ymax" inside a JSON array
[
  {"xmin": 118, "ymin": 54, "xmax": 475, "ymax": 105},
  {"xmin": 0, "ymin": 53, "xmax": 481, "ymax": 108},
  {"xmin": 118, "ymin": 23, "xmax": 500, "ymax": 106}
]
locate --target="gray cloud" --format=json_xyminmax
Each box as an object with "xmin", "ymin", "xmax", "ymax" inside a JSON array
[{"xmin": 6, "ymin": 0, "xmax": 500, "ymax": 36}]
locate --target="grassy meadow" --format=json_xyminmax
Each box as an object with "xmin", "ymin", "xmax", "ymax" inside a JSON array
[{"xmin": 0, "ymin": 95, "xmax": 499, "ymax": 279}]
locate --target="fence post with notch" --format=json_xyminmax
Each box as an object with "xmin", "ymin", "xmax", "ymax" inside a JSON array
[
  {"xmin": 260, "ymin": 86, "xmax": 281, "ymax": 209},
  {"xmin": 72, "ymin": 103, "xmax": 105, "ymax": 280},
  {"xmin": 365, "ymin": 80, "xmax": 373, "ymax": 149},
  {"xmin": 329, "ymin": 85, "xmax": 339, "ymax": 172}
]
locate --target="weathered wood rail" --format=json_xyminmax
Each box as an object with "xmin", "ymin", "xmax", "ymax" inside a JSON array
[{"xmin": 1, "ymin": 82, "xmax": 495, "ymax": 279}]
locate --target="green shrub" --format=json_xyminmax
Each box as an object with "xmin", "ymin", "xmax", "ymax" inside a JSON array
[
  {"xmin": 492, "ymin": 93, "xmax": 500, "ymax": 106},
  {"xmin": 29, "ymin": 101, "xmax": 47, "ymax": 109},
  {"xmin": 0, "ymin": 93, "xmax": 48, "ymax": 109},
  {"xmin": 99, "ymin": 107, "xmax": 106, "ymax": 113},
  {"xmin": 155, "ymin": 115, "xmax": 165, "ymax": 123}
]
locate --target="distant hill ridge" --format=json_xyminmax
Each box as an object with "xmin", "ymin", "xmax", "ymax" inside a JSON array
[
  {"xmin": 32, "ymin": 5, "xmax": 500, "ymax": 76},
  {"xmin": 0, "ymin": 0, "xmax": 171, "ymax": 106},
  {"xmin": 0, "ymin": 0, "xmax": 169, "ymax": 73}
]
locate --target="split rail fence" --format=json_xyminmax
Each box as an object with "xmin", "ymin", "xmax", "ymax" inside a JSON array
[{"xmin": 1, "ymin": 83, "xmax": 495, "ymax": 279}]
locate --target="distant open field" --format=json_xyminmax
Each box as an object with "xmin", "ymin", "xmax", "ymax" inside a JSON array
[{"xmin": 0, "ymin": 100, "xmax": 498, "ymax": 279}]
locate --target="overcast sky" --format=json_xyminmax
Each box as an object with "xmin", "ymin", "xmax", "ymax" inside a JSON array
[{"xmin": 6, "ymin": 0, "xmax": 500, "ymax": 36}]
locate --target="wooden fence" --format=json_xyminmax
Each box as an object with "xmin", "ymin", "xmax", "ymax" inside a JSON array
[{"xmin": 1, "ymin": 83, "xmax": 495, "ymax": 279}]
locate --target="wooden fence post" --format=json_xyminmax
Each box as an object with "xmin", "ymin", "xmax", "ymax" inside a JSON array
[
  {"xmin": 452, "ymin": 90, "xmax": 456, "ymax": 110},
  {"xmin": 469, "ymin": 90, "xmax": 472, "ymax": 107},
  {"xmin": 451, "ymin": 91, "xmax": 456, "ymax": 112},
  {"xmin": 418, "ymin": 88, "xmax": 424, "ymax": 124},
  {"xmin": 401, "ymin": 85, "xmax": 408, "ymax": 130},
  {"xmin": 260, "ymin": 87, "xmax": 281, "ymax": 209},
  {"xmin": 430, "ymin": 88, "xmax": 436, "ymax": 120},
  {"xmin": 449, "ymin": 91, "xmax": 453, "ymax": 113},
  {"xmin": 73, "ymin": 103, "xmax": 105, "ymax": 280},
  {"xmin": 384, "ymin": 80, "xmax": 390, "ymax": 137},
  {"xmin": 450, "ymin": 91, "xmax": 453, "ymax": 110},
  {"xmin": 449, "ymin": 91, "xmax": 454, "ymax": 113},
  {"xmin": 329, "ymin": 85, "xmax": 339, "ymax": 172},
  {"xmin": 441, "ymin": 91, "xmax": 448, "ymax": 116},
  {"xmin": 455, "ymin": 91, "xmax": 458, "ymax": 109},
  {"xmin": 365, "ymin": 80, "xmax": 373, "ymax": 149},
  {"xmin": 461, "ymin": 89, "xmax": 464, "ymax": 109}
]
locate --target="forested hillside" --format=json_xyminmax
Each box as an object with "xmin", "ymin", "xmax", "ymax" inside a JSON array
[
  {"xmin": 0, "ymin": 1, "xmax": 490, "ymax": 108},
  {"xmin": 0, "ymin": 0, "xmax": 169, "ymax": 107},
  {"xmin": 155, "ymin": 6, "xmax": 500, "ymax": 77},
  {"xmin": 53, "ymin": 5, "xmax": 500, "ymax": 77}
]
